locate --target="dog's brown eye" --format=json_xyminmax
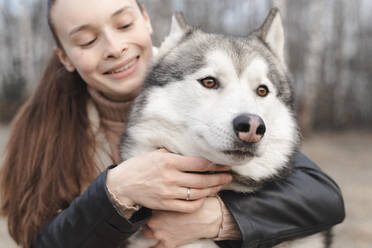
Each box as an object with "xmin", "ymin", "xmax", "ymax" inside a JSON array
[
  {"xmin": 257, "ymin": 85, "xmax": 269, "ymax": 97},
  {"xmin": 199, "ymin": 77, "xmax": 219, "ymax": 89}
]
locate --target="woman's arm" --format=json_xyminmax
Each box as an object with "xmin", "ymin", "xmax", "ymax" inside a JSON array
[
  {"xmin": 32, "ymin": 166, "xmax": 151, "ymax": 248},
  {"xmin": 32, "ymin": 149, "xmax": 232, "ymax": 248},
  {"xmin": 217, "ymin": 152, "xmax": 345, "ymax": 248}
]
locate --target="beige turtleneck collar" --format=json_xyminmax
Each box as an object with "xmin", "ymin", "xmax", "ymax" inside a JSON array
[
  {"xmin": 88, "ymin": 87, "xmax": 134, "ymax": 123},
  {"xmin": 88, "ymin": 87, "xmax": 134, "ymax": 164}
]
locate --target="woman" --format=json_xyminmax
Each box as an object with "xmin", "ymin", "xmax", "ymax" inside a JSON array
[{"xmin": 0, "ymin": 0, "xmax": 344, "ymax": 247}]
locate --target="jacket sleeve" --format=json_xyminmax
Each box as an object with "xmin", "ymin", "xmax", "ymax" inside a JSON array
[
  {"xmin": 216, "ymin": 152, "xmax": 345, "ymax": 248},
  {"xmin": 32, "ymin": 165, "xmax": 151, "ymax": 248}
]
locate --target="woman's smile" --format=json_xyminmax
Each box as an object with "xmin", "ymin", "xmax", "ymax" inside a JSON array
[{"xmin": 104, "ymin": 55, "xmax": 140, "ymax": 80}]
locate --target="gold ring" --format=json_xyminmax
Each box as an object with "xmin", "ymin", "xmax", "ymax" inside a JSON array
[{"xmin": 186, "ymin": 187, "xmax": 191, "ymax": 201}]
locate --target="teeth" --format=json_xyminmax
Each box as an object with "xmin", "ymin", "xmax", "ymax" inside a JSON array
[{"xmin": 108, "ymin": 59, "xmax": 136, "ymax": 74}]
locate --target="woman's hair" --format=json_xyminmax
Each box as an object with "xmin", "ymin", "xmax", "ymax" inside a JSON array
[
  {"xmin": 0, "ymin": 55, "xmax": 99, "ymax": 246},
  {"xmin": 0, "ymin": 0, "xmax": 102, "ymax": 246},
  {"xmin": 1, "ymin": 0, "xmax": 146, "ymax": 246}
]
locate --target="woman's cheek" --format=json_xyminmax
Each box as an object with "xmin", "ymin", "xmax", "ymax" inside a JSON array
[{"xmin": 73, "ymin": 51, "xmax": 100, "ymax": 74}]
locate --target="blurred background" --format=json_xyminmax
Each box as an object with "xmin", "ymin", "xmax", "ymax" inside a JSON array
[{"xmin": 0, "ymin": 0, "xmax": 371, "ymax": 247}]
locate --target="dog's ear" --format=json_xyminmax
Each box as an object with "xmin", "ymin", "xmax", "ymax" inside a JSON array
[
  {"xmin": 170, "ymin": 11, "xmax": 191, "ymax": 36},
  {"xmin": 156, "ymin": 12, "xmax": 191, "ymax": 59},
  {"xmin": 257, "ymin": 8, "xmax": 285, "ymax": 63}
]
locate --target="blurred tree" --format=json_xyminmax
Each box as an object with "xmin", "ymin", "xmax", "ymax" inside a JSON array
[
  {"xmin": 0, "ymin": 60, "xmax": 26, "ymax": 123},
  {"xmin": 297, "ymin": 0, "xmax": 325, "ymax": 134},
  {"xmin": 19, "ymin": 0, "xmax": 36, "ymax": 95},
  {"xmin": 333, "ymin": 0, "xmax": 361, "ymax": 128}
]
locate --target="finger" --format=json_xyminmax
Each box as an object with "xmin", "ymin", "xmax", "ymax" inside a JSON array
[
  {"xmin": 171, "ymin": 155, "xmax": 231, "ymax": 172},
  {"xmin": 156, "ymin": 149, "xmax": 231, "ymax": 172},
  {"xmin": 159, "ymin": 198, "xmax": 205, "ymax": 213},
  {"xmin": 176, "ymin": 172, "xmax": 232, "ymax": 188},
  {"xmin": 176, "ymin": 185, "xmax": 222, "ymax": 200},
  {"xmin": 142, "ymin": 225, "xmax": 155, "ymax": 239}
]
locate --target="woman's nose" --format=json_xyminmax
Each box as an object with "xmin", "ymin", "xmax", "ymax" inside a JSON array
[{"xmin": 103, "ymin": 33, "xmax": 127, "ymax": 60}]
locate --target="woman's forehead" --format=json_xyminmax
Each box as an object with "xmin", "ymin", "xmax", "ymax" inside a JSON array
[{"xmin": 51, "ymin": 0, "xmax": 139, "ymax": 35}]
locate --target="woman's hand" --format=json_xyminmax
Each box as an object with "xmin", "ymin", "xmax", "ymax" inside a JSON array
[
  {"xmin": 106, "ymin": 149, "xmax": 232, "ymax": 213},
  {"xmin": 143, "ymin": 197, "xmax": 222, "ymax": 248}
]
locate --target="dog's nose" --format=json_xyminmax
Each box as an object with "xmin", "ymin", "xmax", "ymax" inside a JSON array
[{"xmin": 233, "ymin": 114, "xmax": 266, "ymax": 143}]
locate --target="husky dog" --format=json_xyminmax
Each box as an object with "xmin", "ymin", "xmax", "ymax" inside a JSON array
[{"xmin": 122, "ymin": 8, "xmax": 330, "ymax": 248}]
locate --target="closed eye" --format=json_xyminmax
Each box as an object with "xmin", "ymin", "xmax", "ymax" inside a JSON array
[
  {"xmin": 80, "ymin": 38, "xmax": 97, "ymax": 47},
  {"xmin": 120, "ymin": 23, "xmax": 133, "ymax": 30}
]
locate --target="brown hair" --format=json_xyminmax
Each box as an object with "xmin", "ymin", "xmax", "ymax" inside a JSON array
[
  {"xmin": 1, "ymin": 0, "xmax": 147, "ymax": 246},
  {"xmin": 0, "ymin": 0, "xmax": 99, "ymax": 246}
]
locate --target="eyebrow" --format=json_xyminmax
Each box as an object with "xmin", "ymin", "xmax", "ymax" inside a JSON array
[
  {"xmin": 112, "ymin": 6, "xmax": 132, "ymax": 18},
  {"xmin": 69, "ymin": 6, "xmax": 133, "ymax": 36}
]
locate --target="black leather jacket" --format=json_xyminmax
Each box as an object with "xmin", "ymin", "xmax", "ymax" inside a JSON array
[{"xmin": 32, "ymin": 152, "xmax": 345, "ymax": 248}]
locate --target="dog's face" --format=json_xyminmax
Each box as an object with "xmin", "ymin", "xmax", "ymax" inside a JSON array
[{"xmin": 124, "ymin": 9, "xmax": 299, "ymax": 182}]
